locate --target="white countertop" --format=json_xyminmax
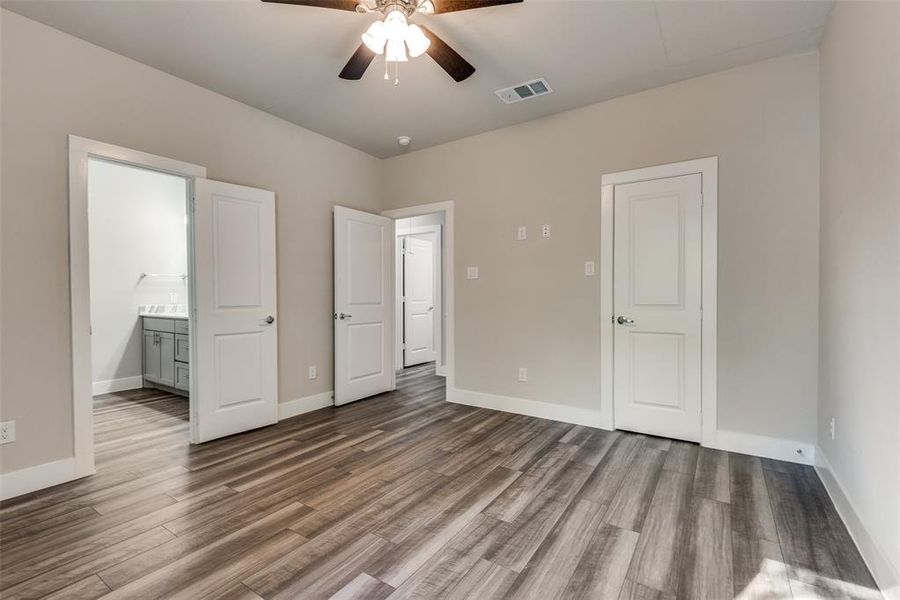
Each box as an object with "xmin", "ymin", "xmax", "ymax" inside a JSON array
[{"xmin": 139, "ymin": 304, "xmax": 188, "ymax": 319}]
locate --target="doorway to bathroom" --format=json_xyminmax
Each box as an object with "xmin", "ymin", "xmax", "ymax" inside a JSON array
[
  {"xmin": 87, "ymin": 156, "xmax": 193, "ymax": 460},
  {"xmin": 69, "ymin": 135, "xmax": 280, "ymax": 482}
]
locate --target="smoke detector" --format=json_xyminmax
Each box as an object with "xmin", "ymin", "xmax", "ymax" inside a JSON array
[
  {"xmin": 495, "ymin": 78, "xmax": 553, "ymax": 105},
  {"xmin": 397, "ymin": 136, "xmax": 412, "ymax": 146}
]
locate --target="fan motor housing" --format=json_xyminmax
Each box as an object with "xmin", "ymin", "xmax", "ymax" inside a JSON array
[{"xmin": 361, "ymin": 0, "xmax": 420, "ymax": 15}]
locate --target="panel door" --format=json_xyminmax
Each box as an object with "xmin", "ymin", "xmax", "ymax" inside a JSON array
[
  {"xmin": 403, "ymin": 234, "xmax": 436, "ymax": 367},
  {"xmin": 334, "ymin": 206, "xmax": 393, "ymax": 406},
  {"xmin": 613, "ymin": 173, "xmax": 702, "ymax": 442},
  {"xmin": 193, "ymin": 178, "xmax": 278, "ymax": 442}
]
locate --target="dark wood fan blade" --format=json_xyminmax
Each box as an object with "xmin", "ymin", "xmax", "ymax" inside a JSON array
[
  {"xmin": 261, "ymin": 0, "xmax": 360, "ymax": 11},
  {"xmin": 427, "ymin": 0, "xmax": 522, "ymax": 14},
  {"xmin": 339, "ymin": 43, "xmax": 377, "ymax": 80},
  {"xmin": 420, "ymin": 26, "xmax": 475, "ymax": 82}
]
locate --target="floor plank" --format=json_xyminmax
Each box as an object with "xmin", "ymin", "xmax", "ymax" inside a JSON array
[
  {"xmin": 626, "ymin": 469, "xmax": 694, "ymax": 595},
  {"xmin": 677, "ymin": 497, "xmax": 733, "ymax": 600}
]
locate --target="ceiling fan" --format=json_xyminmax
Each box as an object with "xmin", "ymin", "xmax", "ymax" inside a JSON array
[{"xmin": 260, "ymin": 0, "xmax": 523, "ymax": 83}]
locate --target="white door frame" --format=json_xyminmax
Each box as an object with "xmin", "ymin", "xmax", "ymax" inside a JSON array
[
  {"xmin": 68, "ymin": 135, "xmax": 206, "ymax": 478},
  {"xmin": 395, "ymin": 224, "xmax": 442, "ymax": 371},
  {"xmin": 600, "ymin": 157, "xmax": 718, "ymax": 448},
  {"xmin": 382, "ymin": 202, "xmax": 455, "ymax": 387}
]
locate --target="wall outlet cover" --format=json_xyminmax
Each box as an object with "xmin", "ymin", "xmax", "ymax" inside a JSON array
[
  {"xmin": 466, "ymin": 266, "xmax": 479, "ymax": 280},
  {"xmin": 584, "ymin": 261, "xmax": 595, "ymax": 276},
  {"xmin": 518, "ymin": 367, "xmax": 528, "ymax": 382},
  {"xmin": 517, "ymin": 226, "xmax": 527, "ymax": 241},
  {"xmin": 541, "ymin": 224, "xmax": 551, "ymax": 238},
  {"xmin": 308, "ymin": 366, "xmax": 317, "ymax": 380}
]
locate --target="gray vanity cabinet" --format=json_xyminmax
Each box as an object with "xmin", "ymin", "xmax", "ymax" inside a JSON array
[{"xmin": 142, "ymin": 317, "xmax": 189, "ymax": 395}]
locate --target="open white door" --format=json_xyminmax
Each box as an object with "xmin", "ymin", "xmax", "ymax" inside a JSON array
[
  {"xmin": 334, "ymin": 206, "xmax": 394, "ymax": 406},
  {"xmin": 193, "ymin": 179, "xmax": 278, "ymax": 443},
  {"xmin": 403, "ymin": 234, "xmax": 436, "ymax": 367},
  {"xmin": 613, "ymin": 174, "xmax": 702, "ymax": 442}
]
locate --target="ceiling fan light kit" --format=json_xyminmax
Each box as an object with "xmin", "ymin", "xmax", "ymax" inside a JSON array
[{"xmin": 262, "ymin": 0, "xmax": 523, "ymax": 83}]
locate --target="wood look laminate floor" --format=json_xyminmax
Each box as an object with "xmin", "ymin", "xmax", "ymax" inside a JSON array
[{"xmin": 0, "ymin": 364, "xmax": 881, "ymax": 599}]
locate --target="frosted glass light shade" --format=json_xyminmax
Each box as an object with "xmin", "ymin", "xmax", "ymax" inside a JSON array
[
  {"xmin": 361, "ymin": 20, "xmax": 387, "ymax": 54},
  {"xmin": 405, "ymin": 24, "xmax": 431, "ymax": 57},
  {"xmin": 385, "ymin": 39, "xmax": 408, "ymax": 62}
]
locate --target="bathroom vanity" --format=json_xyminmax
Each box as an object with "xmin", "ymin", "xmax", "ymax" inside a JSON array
[{"xmin": 140, "ymin": 306, "xmax": 189, "ymax": 396}]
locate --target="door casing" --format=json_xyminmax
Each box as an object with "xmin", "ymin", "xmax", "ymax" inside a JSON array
[
  {"xmin": 382, "ymin": 202, "xmax": 455, "ymax": 385},
  {"xmin": 600, "ymin": 157, "xmax": 718, "ymax": 448},
  {"xmin": 394, "ymin": 224, "xmax": 443, "ymax": 370},
  {"xmin": 68, "ymin": 135, "xmax": 206, "ymax": 480}
]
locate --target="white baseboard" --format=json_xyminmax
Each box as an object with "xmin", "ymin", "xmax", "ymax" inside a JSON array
[
  {"xmin": 92, "ymin": 376, "xmax": 143, "ymax": 395},
  {"xmin": 816, "ymin": 446, "xmax": 900, "ymax": 600},
  {"xmin": 713, "ymin": 429, "xmax": 815, "ymax": 465},
  {"xmin": 0, "ymin": 457, "xmax": 80, "ymax": 501},
  {"xmin": 278, "ymin": 391, "xmax": 334, "ymax": 421},
  {"xmin": 448, "ymin": 387, "xmax": 608, "ymax": 430}
]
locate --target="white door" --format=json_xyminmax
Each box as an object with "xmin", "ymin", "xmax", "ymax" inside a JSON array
[
  {"xmin": 613, "ymin": 174, "xmax": 702, "ymax": 442},
  {"xmin": 334, "ymin": 206, "xmax": 394, "ymax": 406},
  {"xmin": 193, "ymin": 179, "xmax": 278, "ymax": 443},
  {"xmin": 403, "ymin": 234, "xmax": 436, "ymax": 367}
]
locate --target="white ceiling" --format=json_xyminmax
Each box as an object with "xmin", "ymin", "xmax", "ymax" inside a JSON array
[{"xmin": 2, "ymin": 0, "xmax": 832, "ymax": 158}]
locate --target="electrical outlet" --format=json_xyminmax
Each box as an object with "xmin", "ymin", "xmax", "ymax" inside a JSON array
[
  {"xmin": 829, "ymin": 416, "xmax": 836, "ymax": 440},
  {"xmin": 518, "ymin": 367, "xmax": 528, "ymax": 382},
  {"xmin": 541, "ymin": 224, "xmax": 551, "ymax": 238},
  {"xmin": 308, "ymin": 365, "xmax": 317, "ymax": 380},
  {"xmin": 0, "ymin": 421, "xmax": 16, "ymax": 445},
  {"xmin": 517, "ymin": 226, "xmax": 527, "ymax": 241},
  {"xmin": 584, "ymin": 261, "xmax": 595, "ymax": 276}
]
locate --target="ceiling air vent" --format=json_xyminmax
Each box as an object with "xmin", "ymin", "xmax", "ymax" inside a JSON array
[{"xmin": 495, "ymin": 78, "xmax": 553, "ymax": 105}]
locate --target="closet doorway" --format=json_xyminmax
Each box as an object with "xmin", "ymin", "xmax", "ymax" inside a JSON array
[{"xmin": 394, "ymin": 215, "xmax": 443, "ymax": 371}]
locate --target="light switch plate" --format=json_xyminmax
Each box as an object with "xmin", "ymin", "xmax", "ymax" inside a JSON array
[
  {"xmin": 0, "ymin": 421, "xmax": 16, "ymax": 445},
  {"xmin": 517, "ymin": 226, "xmax": 527, "ymax": 241},
  {"xmin": 542, "ymin": 224, "xmax": 551, "ymax": 238},
  {"xmin": 584, "ymin": 261, "xmax": 595, "ymax": 276},
  {"xmin": 467, "ymin": 266, "xmax": 479, "ymax": 280}
]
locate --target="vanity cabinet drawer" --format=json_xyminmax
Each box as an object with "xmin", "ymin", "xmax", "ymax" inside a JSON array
[
  {"xmin": 143, "ymin": 317, "xmax": 175, "ymax": 333},
  {"xmin": 174, "ymin": 363, "xmax": 190, "ymax": 391},
  {"xmin": 174, "ymin": 320, "xmax": 189, "ymax": 335}
]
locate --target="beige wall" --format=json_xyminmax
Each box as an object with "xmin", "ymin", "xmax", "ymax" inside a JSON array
[
  {"xmin": 0, "ymin": 11, "xmax": 382, "ymax": 473},
  {"xmin": 0, "ymin": 11, "xmax": 824, "ymax": 478},
  {"xmin": 818, "ymin": 1, "xmax": 900, "ymax": 588},
  {"xmin": 383, "ymin": 52, "xmax": 821, "ymax": 444}
]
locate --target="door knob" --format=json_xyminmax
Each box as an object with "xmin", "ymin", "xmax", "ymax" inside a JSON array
[
  {"xmin": 336, "ymin": 313, "xmax": 353, "ymax": 320},
  {"xmin": 265, "ymin": 315, "xmax": 275, "ymax": 324},
  {"xmin": 428, "ymin": 306, "xmax": 434, "ymax": 312},
  {"xmin": 617, "ymin": 316, "xmax": 635, "ymax": 325}
]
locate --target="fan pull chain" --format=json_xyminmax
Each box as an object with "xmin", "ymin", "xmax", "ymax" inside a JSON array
[
  {"xmin": 384, "ymin": 59, "xmax": 389, "ymax": 81},
  {"xmin": 394, "ymin": 61, "xmax": 400, "ymax": 87}
]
